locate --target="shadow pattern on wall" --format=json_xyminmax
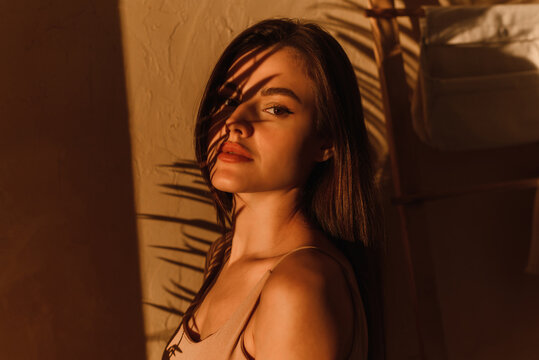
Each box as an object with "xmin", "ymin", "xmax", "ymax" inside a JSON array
[
  {"xmin": 140, "ymin": 160, "xmax": 218, "ymax": 317},
  {"xmin": 308, "ymin": 0, "xmax": 425, "ymax": 178}
]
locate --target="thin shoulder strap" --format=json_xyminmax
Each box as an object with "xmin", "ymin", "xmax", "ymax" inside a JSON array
[
  {"xmin": 268, "ymin": 245, "xmax": 367, "ymax": 359},
  {"xmin": 269, "ymin": 245, "xmax": 348, "ymax": 272},
  {"xmin": 220, "ymin": 245, "xmax": 362, "ymax": 358}
]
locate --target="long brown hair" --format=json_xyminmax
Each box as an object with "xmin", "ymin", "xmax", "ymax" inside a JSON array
[{"xmin": 169, "ymin": 18, "xmax": 385, "ymax": 360}]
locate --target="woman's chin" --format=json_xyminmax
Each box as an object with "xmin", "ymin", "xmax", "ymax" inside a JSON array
[{"xmin": 211, "ymin": 177, "xmax": 250, "ymax": 194}]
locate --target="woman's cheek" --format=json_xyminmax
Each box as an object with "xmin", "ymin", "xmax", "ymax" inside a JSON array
[{"xmin": 267, "ymin": 139, "xmax": 310, "ymax": 182}]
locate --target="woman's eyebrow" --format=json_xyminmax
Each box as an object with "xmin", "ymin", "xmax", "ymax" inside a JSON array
[{"xmin": 260, "ymin": 87, "xmax": 302, "ymax": 104}]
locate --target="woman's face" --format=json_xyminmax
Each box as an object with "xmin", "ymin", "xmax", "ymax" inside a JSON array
[{"xmin": 208, "ymin": 46, "xmax": 331, "ymax": 194}]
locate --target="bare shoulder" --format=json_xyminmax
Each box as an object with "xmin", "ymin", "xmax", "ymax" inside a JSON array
[{"xmin": 253, "ymin": 247, "xmax": 354, "ymax": 359}]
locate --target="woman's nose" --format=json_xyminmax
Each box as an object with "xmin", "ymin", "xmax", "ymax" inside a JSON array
[{"xmin": 225, "ymin": 107, "xmax": 253, "ymax": 138}]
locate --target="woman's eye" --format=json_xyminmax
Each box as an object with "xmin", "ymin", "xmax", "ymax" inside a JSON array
[{"xmin": 264, "ymin": 105, "xmax": 293, "ymax": 116}]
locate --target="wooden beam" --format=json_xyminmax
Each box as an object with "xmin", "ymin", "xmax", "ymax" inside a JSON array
[{"xmin": 366, "ymin": 1, "xmax": 449, "ymax": 359}]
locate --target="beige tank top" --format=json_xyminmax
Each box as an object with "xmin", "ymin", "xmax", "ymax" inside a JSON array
[{"xmin": 163, "ymin": 246, "xmax": 368, "ymax": 359}]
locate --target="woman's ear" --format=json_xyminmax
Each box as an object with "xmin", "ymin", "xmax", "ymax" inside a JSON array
[{"xmin": 316, "ymin": 142, "xmax": 334, "ymax": 162}]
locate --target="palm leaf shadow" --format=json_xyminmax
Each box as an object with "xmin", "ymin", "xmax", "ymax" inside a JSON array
[
  {"xmin": 139, "ymin": 52, "xmax": 278, "ymax": 320},
  {"xmin": 308, "ymin": 0, "xmax": 425, "ymax": 178},
  {"xmin": 140, "ymin": 159, "xmax": 219, "ymax": 317}
]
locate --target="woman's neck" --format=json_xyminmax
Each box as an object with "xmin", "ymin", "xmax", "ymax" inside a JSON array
[{"xmin": 226, "ymin": 188, "xmax": 319, "ymax": 266}]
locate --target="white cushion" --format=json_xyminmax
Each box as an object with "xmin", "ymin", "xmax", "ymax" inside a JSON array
[{"xmin": 413, "ymin": 5, "xmax": 539, "ymax": 151}]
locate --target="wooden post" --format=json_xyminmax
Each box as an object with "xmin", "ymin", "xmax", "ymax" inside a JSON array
[{"xmin": 366, "ymin": 2, "xmax": 449, "ymax": 359}]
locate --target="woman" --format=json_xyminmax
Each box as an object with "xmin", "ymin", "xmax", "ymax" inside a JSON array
[{"xmin": 164, "ymin": 18, "xmax": 384, "ymax": 360}]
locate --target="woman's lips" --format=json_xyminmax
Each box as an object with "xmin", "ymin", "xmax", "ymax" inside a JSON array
[
  {"xmin": 217, "ymin": 141, "xmax": 253, "ymax": 163},
  {"xmin": 218, "ymin": 152, "xmax": 253, "ymax": 162}
]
